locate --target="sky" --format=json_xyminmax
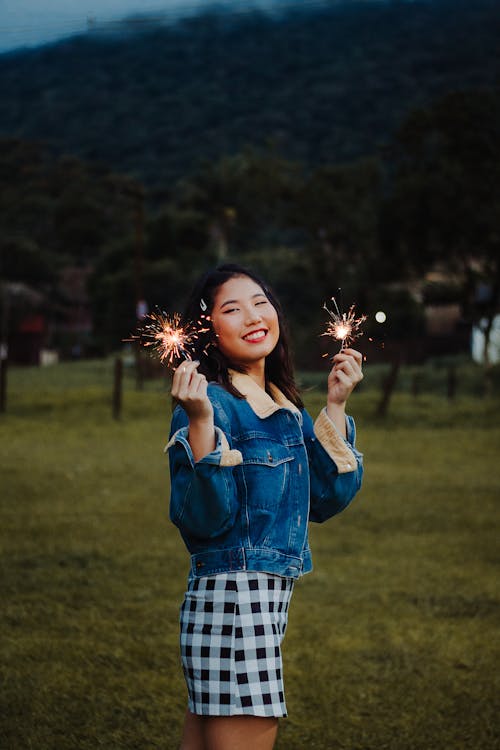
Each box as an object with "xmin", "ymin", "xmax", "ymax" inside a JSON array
[{"xmin": 0, "ymin": 0, "xmax": 313, "ymax": 53}]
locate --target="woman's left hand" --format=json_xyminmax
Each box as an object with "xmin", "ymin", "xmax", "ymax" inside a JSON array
[{"xmin": 327, "ymin": 348, "xmax": 364, "ymax": 407}]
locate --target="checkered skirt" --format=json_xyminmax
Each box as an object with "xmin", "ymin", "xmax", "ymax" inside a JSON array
[{"xmin": 179, "ymin": 571, "xmax": 294, "ymax": 717}]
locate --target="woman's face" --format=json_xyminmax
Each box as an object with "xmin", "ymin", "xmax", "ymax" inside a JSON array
[{"xmin": 210, "ymin": 275, "xmax": 280, "ymax": 368}]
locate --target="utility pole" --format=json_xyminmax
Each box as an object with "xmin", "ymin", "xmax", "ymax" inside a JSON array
[
  {"xmin": 112, "ymin": 355, "xmax": 123, "ymax": 420},
  {"xmin": 119, "ymin": 179, "xmax": 146, "ymax": 391},
  {"xmin": 133, "ymin": 184, "xmax": 145, "ymax": 390}
]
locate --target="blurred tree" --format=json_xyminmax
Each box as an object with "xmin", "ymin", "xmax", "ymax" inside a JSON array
[
  {"xmin": 175, "ymin": 147, "xmax": 302, "ymax": 257},
  {"xmin": 0, "ymin": 139, "xmax": 138, "ymax": 354},
  {"xmin": 142, "ymin": 204, "xmax": 216, "ymax": 311},
  {"xmin": 386, "ymin": 88, "xmax": 500, "ymax": 362},
  {"xmin": 0, "ymin": 236, "xmax": 55, "ymax": 286},
  {"xmin": 0, "ymin": 139, "xmax": 133, "ymax": 270},
  {"xmin": 293, "ymin": 158, "xmax": 383, "ymax": 307}
]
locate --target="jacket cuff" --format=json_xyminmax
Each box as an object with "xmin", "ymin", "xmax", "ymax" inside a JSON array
[
  {"xmin": 165, "ymin": 426, "xmax": 243, "ymax": 467},
  {"xmin": 313, "ymin": 408, "xmax": 357, "ymax": 474}
]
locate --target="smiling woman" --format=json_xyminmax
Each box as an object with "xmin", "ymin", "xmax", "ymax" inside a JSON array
[{"xmin": 166, "ymin": 263, "xmax": 364, "ymax": 749}]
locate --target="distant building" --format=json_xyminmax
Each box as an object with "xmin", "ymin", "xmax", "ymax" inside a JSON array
[
  {"xmin": 424, "ymin": 304, "xmax": 461, "ymax": 336},
  {"xmin": 1, "ymin": 283, "xmax": 47, "ymax": 365},
  {"xmin": 2, "ymin": 266, "xmax": 93, "ymax": 365}
]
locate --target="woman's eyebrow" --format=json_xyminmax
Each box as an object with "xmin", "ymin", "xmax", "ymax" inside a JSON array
[{"xmin": 219, "ymin": 293, "xmax": 266, "ymax": 309}]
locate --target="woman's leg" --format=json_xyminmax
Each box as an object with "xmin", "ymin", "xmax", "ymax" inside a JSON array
[
  {"xmin": 179, "ymin": 709, "xmax": 205, "ymax": 750},
  {"xmin": 204, "ymin": 715, "xmax": 279, "ymax": 750}
]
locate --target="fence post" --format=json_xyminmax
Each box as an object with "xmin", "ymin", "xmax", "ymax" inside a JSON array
[{"xmin": 112, "ymin": 356, "xmax": 123, "ymax": 420}]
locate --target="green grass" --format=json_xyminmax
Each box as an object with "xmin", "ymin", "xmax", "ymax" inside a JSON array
[{"xmin": 1, "ymin": 360, "xmax": 499, "ymax": 749}]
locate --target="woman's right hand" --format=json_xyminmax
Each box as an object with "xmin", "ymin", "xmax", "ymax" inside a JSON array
[
  {"xmin": 171, "ymin": 360, "xmax": 213, "ymax": 423},
  {"xmin": 171, "ymin": 360, "xmax": 216, "ymax": 461}
]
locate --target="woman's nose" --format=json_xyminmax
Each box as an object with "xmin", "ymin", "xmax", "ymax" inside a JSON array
[{"xmin": 245, "ymin": 307, "xmax": 263, "ymax": 325}]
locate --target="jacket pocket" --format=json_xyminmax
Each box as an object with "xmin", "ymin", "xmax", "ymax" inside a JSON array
[{"xmin": 239, "ymin": 440, "xmax": 295, "ymax": 509}]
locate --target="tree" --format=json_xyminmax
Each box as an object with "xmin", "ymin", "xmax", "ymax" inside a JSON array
[
  {"xmin": 0, "ymin": 139, "xmax": 141, "ymax": 354},
  {"xmin": 292, "ymin": 158, "xmax": 384, "ymax": 307},
  {"xmin": 386, "ymin": 88, "xmax": 500, "ymax": 363},
  {"xmin": 175, "ymin": 147, "xmax": 302, "ymax": 258}
]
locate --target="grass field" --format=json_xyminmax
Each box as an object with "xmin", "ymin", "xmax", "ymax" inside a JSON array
[{"xmin": 1, "ymin": 359, "xmax": 499, "ymax": 749}]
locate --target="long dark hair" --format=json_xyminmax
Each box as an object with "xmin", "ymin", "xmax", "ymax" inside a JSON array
[{"xmin": 182, "ymin": 263, "xmax": 303, "ymax": 408}]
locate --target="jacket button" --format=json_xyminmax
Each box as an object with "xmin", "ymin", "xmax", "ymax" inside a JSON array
[{"xmin": 267, "ymin": 452, "xmax": 273, "ymax": 462}]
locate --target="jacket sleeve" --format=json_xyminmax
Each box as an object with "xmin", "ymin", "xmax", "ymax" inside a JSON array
[
  {"xmin": 166, "ymin": 394, "xmax": 243, "ymax": 540},
  {"xmin": 302, "ymin": 408, "xmax": 363, "ymax": 523}
]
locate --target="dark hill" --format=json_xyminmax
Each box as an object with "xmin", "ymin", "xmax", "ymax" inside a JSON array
[{"xmin": 0, "ymin": 0, "xmax": 499, "ymax": 187}]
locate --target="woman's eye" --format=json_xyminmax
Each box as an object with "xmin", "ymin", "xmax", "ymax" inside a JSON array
[
  {"xmin": 223, "ymin": 307, "xmax": 238, "ymax": 314},
  {"xmin": 256, "ymin": 300, "xmax": 268, "ymax": 306}
]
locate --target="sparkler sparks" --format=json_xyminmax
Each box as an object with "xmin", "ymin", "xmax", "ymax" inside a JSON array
[
  {"xmin": 322, "ymin": 297, "xmax": 367, "ymax": 353},
  {"xmin": 126, "ymin": 310, "xmax": 207, "ymax": 367}
]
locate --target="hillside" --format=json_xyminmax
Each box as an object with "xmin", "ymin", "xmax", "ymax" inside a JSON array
[{"xmin": 0, "ymin": 0, "xmax": 499, "ymax": 187}]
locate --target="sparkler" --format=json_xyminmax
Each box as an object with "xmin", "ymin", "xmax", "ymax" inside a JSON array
[
  {"xmin": 322, "ymin": 297, "xmax": 367, "ymax": 354},
  {"xmin": 126, "ymin": 310, "xmax": 209, "ymax": 368}
]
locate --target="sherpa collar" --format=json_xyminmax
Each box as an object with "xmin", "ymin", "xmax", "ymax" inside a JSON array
[{"xmin": 228, "ymin": 370, "xmax": 300, "ymax": 418}]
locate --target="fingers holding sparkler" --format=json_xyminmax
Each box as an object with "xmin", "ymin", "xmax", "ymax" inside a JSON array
[
  {"xmin": 320, "ymin": 295, "xmax": 365, "ymax": 436},
  {"xmin": 125, "ymin": 308, "xmax": 216, "ymax": 456},
  {"xmin": 332, "ymin": 347, "xmax": 363, "ymax": 378},
  {"xmin": 172, "ymin": 359, "xmax": 213, "ymax": 423},
  {"xmin": 327, "ymin": 348, "xmax": 364, "ymax": 407}
]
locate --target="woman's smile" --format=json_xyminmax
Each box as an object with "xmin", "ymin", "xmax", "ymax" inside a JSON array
[{"xmin": 242, "ymin": 328, "xmax": 268, "ymax": 343}]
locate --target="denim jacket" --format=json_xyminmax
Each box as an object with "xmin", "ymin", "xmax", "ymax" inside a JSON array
[{"xmin": 166, "ymin": 371, "xmax": 363, "ymax": 580}]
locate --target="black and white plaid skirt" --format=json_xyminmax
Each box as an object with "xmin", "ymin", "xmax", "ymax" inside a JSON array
[{"xmin": 179, "ymin": 571, "xmax": 294, "ymax": 717}]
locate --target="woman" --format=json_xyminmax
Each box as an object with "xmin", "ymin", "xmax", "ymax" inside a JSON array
[{"xmin": 166, "ymin": 263, "xmax": 364, "ymax": 749}]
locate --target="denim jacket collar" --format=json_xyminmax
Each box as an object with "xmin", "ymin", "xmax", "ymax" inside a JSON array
[{"xmin": 228, "ymin": 369, "xmax": 300, "ymax": 418}]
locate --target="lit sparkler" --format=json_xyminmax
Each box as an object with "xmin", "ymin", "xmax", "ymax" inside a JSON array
[
  {"xmin": 322, "ymin": 297, "xmax": 367, "ymax": 353},
  {"xmin": 126, "ymin": 310, "xmax": 207, "ymax": 367}
]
